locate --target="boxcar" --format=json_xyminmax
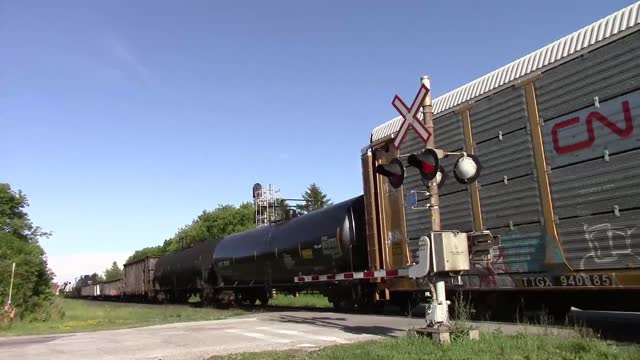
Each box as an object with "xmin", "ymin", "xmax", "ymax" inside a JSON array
[
  {"xmin": 100, "ymin": 279, "xmax": 124, "ymax": 298},
  {"xmin": 80, "ymin": 284, "xmax": 100, "ymax": 298},
  {"xmin": 123, "ymin": 256, "xmax": 159, "ymax": 299}
]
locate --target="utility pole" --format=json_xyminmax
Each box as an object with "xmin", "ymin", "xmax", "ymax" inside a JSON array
[{"xmin": 8, "ymin": 263, "xmax": 15, "ymax": 306}]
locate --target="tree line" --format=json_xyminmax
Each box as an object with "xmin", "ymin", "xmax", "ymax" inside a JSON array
[
  {"xmin": 125, "ymin": 183, "xmax": 331, "ymax": 264},
  {"xmin": 0, "ymin": 182, "xmax": 331, "ymax": 321},
  {"xmin": 0, "ymin": 183, "xmax": 59, "ymax": 321}
]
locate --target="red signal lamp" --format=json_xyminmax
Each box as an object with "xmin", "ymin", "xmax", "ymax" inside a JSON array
[
  {"xmin": 407, "ymin": 148, "xmax": 440, "ymax": 183},
  {"xmin": 376, "ymin": 158, "xmax": 405, "ymax": 189}
]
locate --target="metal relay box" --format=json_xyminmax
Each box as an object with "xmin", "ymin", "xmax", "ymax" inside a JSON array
[{"xmin": 431, "ymin": 231, "xmax": 470, "ymax": 273}]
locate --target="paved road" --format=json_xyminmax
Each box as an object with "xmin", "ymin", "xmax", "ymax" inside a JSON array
[{"xmin": 0, "ymin": 311, "xmax": 577, "ymax": 360}]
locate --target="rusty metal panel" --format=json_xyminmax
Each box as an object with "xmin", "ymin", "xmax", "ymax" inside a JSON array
[
  {"xmin": 476, "ymin": 129, "xmax": 535, "ymax": 184},
  {"xmin": 440, "ymin": 190, "xmax": 473, "ymax": 232},
  {"xmin": 479, "ymin": 176, "xmax": 541, "ymax": 229},
  {"xmin": 80, "ymin": 285, "xmax": 99, "ymax": 297},
  {"xmin": 100, "ymin": 279, "xmax": 123, "ymax": 297},
  {"xmin": 361, "ymin": 152, "xmax": 381, "ymax": 271},
  {"xmin": 491, "ymin": 225, "xmax": 545, "ymax": 273},
  {"xmin": 470, "ymin": 86, "xmax": 528, "ymax": 143},
  {"xmin": 557, "ymin": 209, "xmax": 640, "ymax": 270},
  {"xmin": 537, "ymin": 31, "xmax": 640, "ymax": 122},
  {"xmin": 124, "ymin": 256, "xmax": 159, "ymax": 296},
  {"xmin": 374, "ymin": 147, "xmax": 411, "ymax": 269},
  {"xmin": 542, "ymin": 90, "xmax": 640, "ymax": 168},
  {"xmin": 550, "ymin": 150, "xmax": 640, "ymax": 219}
]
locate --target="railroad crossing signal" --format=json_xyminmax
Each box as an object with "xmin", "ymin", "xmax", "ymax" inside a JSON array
[
  {"xmin": 392, "ymin": 84, "xmax": 432, "ymax": 150},
  {"xmin": 407, "ymin": 148, "xmax": 440, "ymax": 182},
  {"xmin": 376, "ymin": 150, "xmax": 480, "ymax": 188},
  {"xmin": 375, "ymin": 158, "xmax": 405, "ymax": 189},
  {"xmin": 452, "ymin": 154, "xmax": 481, "ymax": 184}
]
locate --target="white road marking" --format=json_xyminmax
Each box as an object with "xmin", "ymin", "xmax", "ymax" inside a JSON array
[
  {"xmin": 224, "ymin": 329, "xmax": 292, "ymax": 344},
  {"xmin": 256, "ymin": 326, "xmax": 350, "ymax": 343},
  {"xmin": 297, "ymin": 344, "xmax": 317, "ymax": 348}
]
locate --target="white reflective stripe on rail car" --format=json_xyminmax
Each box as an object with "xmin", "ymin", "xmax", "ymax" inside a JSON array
[{"xmin": 293, "ymin": 269, "xmax": 405, "ymax": 283}]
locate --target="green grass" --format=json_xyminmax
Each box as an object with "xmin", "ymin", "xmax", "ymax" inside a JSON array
[
  {"xmin": 214, "ymin": 333, "xmax": 640, "ymax": 360},
  {"xmin": 0, "ymin": 298, "xmax": 247, "ymax": 336},
  {"xmin": 268, "ymin": 293, "xmax": 331, "ymax": 309}
]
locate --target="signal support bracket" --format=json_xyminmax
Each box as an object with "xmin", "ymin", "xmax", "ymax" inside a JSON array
[{"xmin": 405, "ymin": 190, "xmax": 431, "ymax": 210}]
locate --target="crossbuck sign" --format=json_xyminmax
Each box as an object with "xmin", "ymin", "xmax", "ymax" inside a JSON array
[{"xmin": 392, "ymin": 84, "xmax": 431, "ymax": 150}]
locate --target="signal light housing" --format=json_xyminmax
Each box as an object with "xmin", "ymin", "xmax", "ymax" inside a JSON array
[
  {"xmin": 452, "ymin": 154, "xmax": 481, "ymax": 184},
  {"xmin": 407, "ymin": 149, "xmax": 440, "ymax": 183},
  {"xmin": 376, "ymin": 157, "xmax": 405, "ymax": 189},
  {"xmin": 435, "ymin": 165, "xmax": 447, "ymax": 187}
]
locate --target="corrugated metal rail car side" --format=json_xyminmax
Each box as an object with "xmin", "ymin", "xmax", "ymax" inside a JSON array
[
  {"xmin": 123, "ymin": 256, "xmax": 159, "ymax": 299},
  {"xmin": 367, "ymin": 2, "xmax": 640, "ymax": 314},
  {"xmin": 79, "ymin": 284, "xmax": 100, "ymax": 298},
  {"xmin": 99, "ymin": 279, "xmax": 124, "ymax": 298}
]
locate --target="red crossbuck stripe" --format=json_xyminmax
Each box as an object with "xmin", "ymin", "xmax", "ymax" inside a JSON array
[{"xmin": 392, "ymin": 84, "xmax": 431, "ymax": 150}]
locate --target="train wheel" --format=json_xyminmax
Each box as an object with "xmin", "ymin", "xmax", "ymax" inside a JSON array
[
  {"xmin": 332, "ymin": 297, "xmax": 355, "ymax": 312},
  {"xmin": 546, "ymin": 303, "xmax": 570, "ymax": 324},
  {"xmin": 258, "ymin": 294, "xmax": 269, "ymax": 306},
  {"xmin": 246, "ymin": 297, "xmax": 257, "ymax": 306}
]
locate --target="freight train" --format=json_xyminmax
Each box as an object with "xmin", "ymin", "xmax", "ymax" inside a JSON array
[
  {"xmin": 65, "ymin": 196, "xmax": 383, "ymax": 310},
  {"xmin": 66, "ymin": 3, "xmax": 640, "ymax": 320}
]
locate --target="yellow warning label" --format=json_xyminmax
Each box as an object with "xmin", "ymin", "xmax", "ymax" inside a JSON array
[{"xmin": 302, "ymin": 249, "xmax": 314, "ymax": 259}]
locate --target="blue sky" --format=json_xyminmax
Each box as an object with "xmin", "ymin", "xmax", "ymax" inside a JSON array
[{"xmin": 0, "ymin": 0, "xmax": 633, "ymax": 281}]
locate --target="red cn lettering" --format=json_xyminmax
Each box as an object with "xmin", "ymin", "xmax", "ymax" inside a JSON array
[{"xmin": 552, "ymin": 100, "xmax": 634, "ymax": 154}]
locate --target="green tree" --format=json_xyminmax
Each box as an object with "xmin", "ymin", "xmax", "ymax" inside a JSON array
[
  {"xmin": 126, "ymin": 245, "xmax": 166, "ymax": 264},
  {"xmin": 128, "ymin": 202, "xmax": 256, "ymax": 260},
  {"xmin": 0, "ymin": 183, "xmax": 57, "ymax": 321},
  {"xmin": 276, "ymin": 198, "xmax": 290, "ymax": 221},
  {"xmin": 296, "ymin": 183, "xmax": 332, "ymax": 214},
  {"xmin": 92, "ymin": 272, "xmax": 105, "ymax": 283},
  {"xmin": 103, "ymin": 261, "xmax": 123, "ymax": 281},
  {"xmin": 163, "ymin": 202, "xmax": 255, "ymax": 252}
]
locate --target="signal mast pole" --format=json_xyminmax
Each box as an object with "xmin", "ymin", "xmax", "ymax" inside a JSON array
[
  {"xmin": 421, "ymin": 76, "xmax": 440, "ymax": 230},
  {"xmin": 421, "ymin": 75, "xmax": 449, "ymax": 327}
]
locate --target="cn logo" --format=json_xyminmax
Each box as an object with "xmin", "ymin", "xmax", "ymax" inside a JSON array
[{"xmin": 551, "ymin": 100, "xmax": 634, "ymax": 155}]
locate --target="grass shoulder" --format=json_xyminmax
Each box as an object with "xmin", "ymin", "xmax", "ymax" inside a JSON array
[
  {"xmin": 213, "ymin": 333, "xmax": 640, "ymax": 360},
  {"xmin": 1, "ymin": 297, "xmax": 247, "ymax": 336},
  {"xmin": 268, "ymin": 293, "xmax": 331, "ymax": 309}
]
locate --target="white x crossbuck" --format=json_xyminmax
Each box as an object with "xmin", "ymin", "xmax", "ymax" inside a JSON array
[{"xmin": 392, "ymin": 84, "xmax": 431, "ymax": 150}]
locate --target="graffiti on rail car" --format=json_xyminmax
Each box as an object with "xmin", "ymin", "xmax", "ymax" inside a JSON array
[
  {"xmin": 551, "ymin": 100, "xmax": 633, "ymax": 154},
  {"xmin": 475, "ymin": 247, "xmax": 515, "ymax": 288},
  {"xmin": 544, "ymin": 90, "xmax": 640, "ymax": 168},
  {"xmin": 580, "ymin": 223, "xmax": 640, "ymax": 270}
]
